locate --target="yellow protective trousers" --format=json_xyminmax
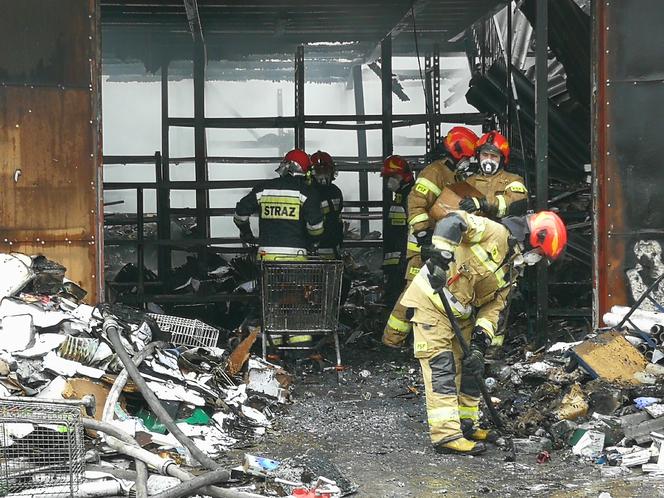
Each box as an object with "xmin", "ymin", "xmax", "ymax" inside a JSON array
[
  {"xmin": 413, "ymin": 314, "xmax": 481, "ymax": 444},
  {"xmin": 382, "ymin": 252, "xmax": 423, "ymax": 347}
]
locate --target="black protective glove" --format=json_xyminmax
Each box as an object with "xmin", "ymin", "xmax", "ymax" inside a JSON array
[
  {"xmin": 239, "ymin": 230, "xmax": 256, "ymax": 245},
  {"xmin": 425, "ymin": 250, "xmax": 454, "ymax": 290},
  {"xmin": 428, "ymin": 248, "xmax": 453, "ymax": 271},
  {"xmin": 462, "ymin": 348, "xmax": 485, "ymax": 377},
  {"xmin": 415, "ymin": 230, "xmax": 433, "ymax": 248},
  {"xmin": 463, "ymin": 326, "xmax": 491, "ymax": 376},
  {"xmin": 459, "ymin": 196, "xmax": 490, "ymax": 214},
  {"xmin": 470, "ymin": 325, "xmax": 492, "ymax": 354}
]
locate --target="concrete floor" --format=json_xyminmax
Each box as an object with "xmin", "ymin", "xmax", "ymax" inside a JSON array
[{"xmin": 237, "ymin": 346, "xmax": 664, "ymax": 497}]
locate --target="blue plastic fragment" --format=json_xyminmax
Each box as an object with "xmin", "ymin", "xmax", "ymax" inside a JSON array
[{"xmin": 634, "ymin": 397, "xmax": 660, "ymax": 409}]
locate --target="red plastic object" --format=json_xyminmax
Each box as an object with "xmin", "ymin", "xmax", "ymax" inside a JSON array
[{"xmin": 536, "ymin": 450, "xmax": 551, "ymax": 464}]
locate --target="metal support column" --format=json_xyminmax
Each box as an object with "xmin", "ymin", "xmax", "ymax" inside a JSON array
[
  {"xmin": 158, "ymin": 62, "xmax": 171, "ymax": 281},
  {"xmin": 137, "ymin": 187, "xmax": 145, "ymax": 309},
  {"xmin": 506, "ymin": 0, "xmax": 513, "ymax": 140},
  {"xmin": 433, "ymin": 44, "xmax": 441, "ymax": 144},
  {"xmin": 381, "ymin": 37, "xmax": 393, "ymax": 254},
  {"xmin": 535, "ymin": 0, "xmax": 549, "ymax": 343},
  {"xmin": 276, "ymin": 88, "xmax": 288, "ymax": 157},
  {"xmin": 294, "ymin": 45, "xmax": 305, "ymax": 149},
  {"xmin": 425, "ymin": 45, "xmax": 441, "ymax": 160},
  {"xmin": 425, "ymin": 55, "xmax": 434, "ymax": 158},
  {"xmin": 352, "ymin": 65, "xmax": 370, "ymax": 238},
  {"xmin": 193, "ymin": 27, "xmax": 209, "ymax": 274}
]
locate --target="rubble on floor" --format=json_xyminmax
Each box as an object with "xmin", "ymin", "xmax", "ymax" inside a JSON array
[
  {"xmin": 487, "ymin": 310, "xmax": 664, "ymax": 478},
  {"xmin": 0, "ymin": 253, "xmax": 353, "ymax": 497}
]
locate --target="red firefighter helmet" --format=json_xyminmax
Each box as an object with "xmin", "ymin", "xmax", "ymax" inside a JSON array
[
  {"xmin": 279, "ymin": 149, "xmax": 312, "ymax": 175},
  {"xmin": 477, "ymin": 130, "xmax": 510, "ymax": 165},
  {"xmin": 311, "ymin": 150, "xmax": 337, "ymax": 184},
  {"xmin": 443, "ymin": 126, "xmax": 479, "ymax": 161},
  {"xmin": 527, "ymin": 211, "xmax": 567, "ymax": 260},
  {"xmin": 381, "ymin": 155, "xmax": 413, "ymax": 183}
]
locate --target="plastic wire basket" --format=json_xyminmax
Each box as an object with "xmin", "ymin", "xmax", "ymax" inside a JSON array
[
  {"xmin": 148, "ymin": 313, "xmax": 220, "ymax": 348},
  {"xmin": 0, "ymin": 398, "xmax": 84, "ymax": 497}
]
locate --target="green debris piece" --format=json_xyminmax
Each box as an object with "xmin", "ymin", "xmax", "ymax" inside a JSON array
[
  {"xmin": 182, "ymin": 408, "xmax": 211, "ymax": 426},
  {"xmin": 136, "ymin": 408, "xmax": 167, "ymax": 434},
  {"xmin": 136, "ymin": 407, "xmax": 211, "ymax": 435},
  {"xmin": 568, "ymin": 428, "xmax": 587, "ymax": 447}
]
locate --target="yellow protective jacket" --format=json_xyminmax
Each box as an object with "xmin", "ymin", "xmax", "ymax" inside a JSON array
[
  {"xmin": 407, "ymin": 158, "xmax": 459, "ymax": 237},
  {"xmin": 401, "ymin": 211, "xmax": 516, "ymax": 347},
  {"xmin": 465, "ymin": 170, "xmax": 528, "ymax": 219}
]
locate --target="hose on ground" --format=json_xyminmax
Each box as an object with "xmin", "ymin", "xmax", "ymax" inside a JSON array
[
  {"xmin": 103, "ymin": 315, "xmax": 220, "ymax": 471},
  {"xmin": 86, "ymin": 464, "xmax": 139, "ymax": 482},
  {"xmin": 82, "ymin": 418, "xmax": 149, "ymax": 498},
  {"xmin": 84, "ymin": 419, "xmax": 262, "ymax": 498},
  {"xmin": 150, "ymin": 469, "xmax": 237, "ymax": 498},
  {"xmin": 102, "ymin": 341, "xmax": 166, "ymax": 424}
]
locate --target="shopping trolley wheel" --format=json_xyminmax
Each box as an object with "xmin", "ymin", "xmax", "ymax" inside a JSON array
[{"xmin": 335, "ymin": 364, "xmax": 347, "ymax": 384}]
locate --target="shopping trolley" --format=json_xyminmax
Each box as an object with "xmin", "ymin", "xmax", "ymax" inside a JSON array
[{"xmin": 260, "ymin": 259, "xmax": 344, "ymax": 370}]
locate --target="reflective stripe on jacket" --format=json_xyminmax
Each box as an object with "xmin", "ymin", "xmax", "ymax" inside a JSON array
[
  {"xmin": 235, "ymin": 175, "xmax": 324, "ymax": 251},
  {"xmin": 383, "ymin": 183, "xmax": 412, "ymax": 267},
  {"xmin": 402, "ymin": 211, "xmax": 516, "ymax": 338},
  {"xmin": 466, "ymin": 170, "xmax": 528, "ymax": 218},
  {"xmin": 407, "ymin": 158, "xmax": 458, "ymax": 235}
]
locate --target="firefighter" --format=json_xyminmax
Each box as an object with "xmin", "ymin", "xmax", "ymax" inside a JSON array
[
  {"xmin": 382, "ymin": 127, "xmax": 479, "ymax": 348},
  {"xmin": 310, "ymin": 151, "xmax": 344, "ymax": 259},
  {"xmin": 401, "ymin": 210, "xmax": 567, "ymax": 455},
  {"xmin": 380, "ymin": 155, "xmax": 415, "ymax": 307},
  {"xmin": 459, "ymin": 131, "xmax": 528, "ymax": 219},
  {"xmin": 234, "ymin": 148, "xmax": 324, "ymax": 261}
]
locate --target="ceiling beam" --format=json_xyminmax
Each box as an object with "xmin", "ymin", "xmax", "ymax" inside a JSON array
[
  {"xmin": 183, "ymin": 0, "xmax": 204, "ymax": 42},
  {"xmin": 361, "ymin": 0, "xmax": 433, "ymax": 63}
]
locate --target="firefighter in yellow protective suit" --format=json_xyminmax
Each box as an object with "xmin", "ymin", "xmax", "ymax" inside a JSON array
[
  {"xmin": 401, "ymin": 210, "xmax": 568, "ymax": 455},
  {"xmin": 459, "ymin": 131, "xmax": 528, "ymax": 220},
  {"xmin": 382, "ymin": 127, "xmax": 479, "ymax": 347}
]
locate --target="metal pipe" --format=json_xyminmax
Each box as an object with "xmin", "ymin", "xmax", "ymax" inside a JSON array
[
  {"xmin": 294, "ymin": 45, "xmax": 305, "ymax": 148},
  {"xmin": 352, "ymin": 64, "xmax": 370, "ymax": 238},
  {"xmin": 102, "ymin": 316, "xmax": 220, "ymax": 471},
  {"xmin": 381, "ymin": 36, "xmax": 393, "ymax": 270},
  {"xmin": 159, "ymin": 60, "xmax": 172, "ymax": 276}
]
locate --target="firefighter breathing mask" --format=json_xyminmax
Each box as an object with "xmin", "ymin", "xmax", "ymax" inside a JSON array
[
  {"xmin": 386, "ymin": 176, "xmax": 402, "ymax": 192},
  {"xmin": 313, "ymin": 170, "xmax": 332, "ymax": 185},
  {"xmin": 480, "ymin": 158, "xmax": 500, "ymax": 175},
  {"xmin": 456, "ymin": 157, "xmax": 471, "ymax": 173},
  {"xmin": 513, "ymin": 248, "xmax": 544, "ymax": 267}
]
